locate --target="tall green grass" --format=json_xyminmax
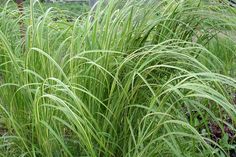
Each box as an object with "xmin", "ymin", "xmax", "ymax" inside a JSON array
[{"xmin": 0, "ymin": 0, "xmax": 236, "ymax": 156}]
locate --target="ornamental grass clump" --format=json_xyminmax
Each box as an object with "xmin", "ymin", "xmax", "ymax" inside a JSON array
[{"xmin": 0, "ymin": 0, "xmax": 236, "ymax": 156}]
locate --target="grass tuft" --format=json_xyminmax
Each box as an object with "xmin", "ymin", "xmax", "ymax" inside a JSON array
[{"xmin": 0, "ymin": 0, "xmax": 236, "ymax": 156}]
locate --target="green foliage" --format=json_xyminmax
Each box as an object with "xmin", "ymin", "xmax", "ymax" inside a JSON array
[{"xmin": 0, "ymin": 0, "xmax": 236, "ymax": 156}]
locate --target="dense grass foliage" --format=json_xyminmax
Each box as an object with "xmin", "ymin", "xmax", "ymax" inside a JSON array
[{"xmin": 0, "ymin": 0, "xmax": 236, "ymax": 156}]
